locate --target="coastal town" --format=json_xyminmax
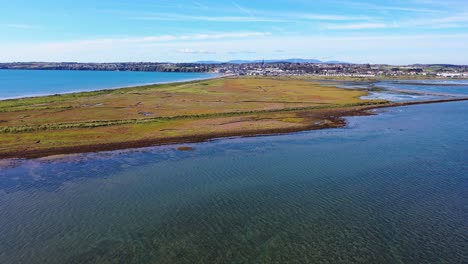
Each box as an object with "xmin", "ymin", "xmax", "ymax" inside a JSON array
[{"xmin": 1, "ymin": 61, "xmax": 467, "ymax": 78}]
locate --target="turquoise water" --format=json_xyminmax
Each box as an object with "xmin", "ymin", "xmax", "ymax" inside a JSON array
[
  {"xmin": 0, "ymin": 70, "xmax": 218, "ymax": 99},
  {"xmin": 0, "ymin": 101, "xmax": 467, "ymax": 263}
]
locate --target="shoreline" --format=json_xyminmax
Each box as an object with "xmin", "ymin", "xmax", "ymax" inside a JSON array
[
  {"xmin": 0, "ymin": 72, "xmax": 223, "ymax": 101},
  {"xmin": 1, "ymin": 97, "xmax": 467, "ymax": 160}
]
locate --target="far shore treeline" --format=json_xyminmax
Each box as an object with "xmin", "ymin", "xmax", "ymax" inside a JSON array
[{"xmin": 0, "ymin": 62, "xmax": 467, "ymax": 78}]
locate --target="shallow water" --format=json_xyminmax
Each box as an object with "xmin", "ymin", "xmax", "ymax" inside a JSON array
[
  {"xmin": 377, "ymin": 80, "xmax": 468, "ymax": 96},
  {"xmin": 361, "ymin": 91, "xmax": 441, "ymax": 102},
  {"xmin": 0, "ymin": 70, "xmax": 217, "ymax": 99},
  {"xmin": 0, "ymin": 101, "xmax": 467, "ymax": 263},
  {"xmin": 337, "ymin": 79, "xmax": 468, "ymax": 102}
]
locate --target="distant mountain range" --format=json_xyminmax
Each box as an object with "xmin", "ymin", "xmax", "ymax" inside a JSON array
[{"xmin": 194, "ymin": 58, "xmax": 348, "ymax": 64}]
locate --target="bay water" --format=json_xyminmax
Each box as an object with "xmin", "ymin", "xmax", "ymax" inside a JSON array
[
  {"xmin": 0, "ymin": 70, "xmax": 218, "ymax": 99},
  {"xmin": 0, "ymin": 101, "xmax": 466, "ymax": 263}
]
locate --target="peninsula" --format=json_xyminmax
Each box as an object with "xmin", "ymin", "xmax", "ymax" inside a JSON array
[{"xmin": 1, "ymin": 76, "xmax": 467, "ymax": 159}]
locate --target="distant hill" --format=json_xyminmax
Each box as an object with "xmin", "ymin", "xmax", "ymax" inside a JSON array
[
  {"xmin": 410, "ymin": 64, "xmax": 463, "ymax": 67},
  {"xmin": 194, "ymin": 58, "xmax": 348, "ymax": 64}
]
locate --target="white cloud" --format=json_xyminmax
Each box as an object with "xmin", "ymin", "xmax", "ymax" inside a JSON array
[
  {"xmin": 299, "ymin": 14, "xmax": 371, "ymax": 21},
  {"xmin": 324, "ymin": 12, "xmax": 468, "ymax": 30},
  {"xmin": 228, "ymin": 50, "xmax": 257, "ymax": 54},
  {"xmin": 325, "ymin": 23, "xmax": 389, "ymax": 30},
  {"xmin": 2, "ymin": 33, "xmax": 467, "ymax": 64},
  {"xmin": 336, "ymin": 1, "xmax": 443, "ymax": 13},
  {"xmin": 375, "ymin": 6, "xmax": 441, "ymax": 13},
  {"xmin": 131, "ymin": 9, "xmax": 373, "ymax": 23},
  {"xmin": 232, "ymin": 1, "xmax": 254, "ymax": 17},
  {"xmin": 134, "ymin": 14, "xmax": 282, "ymax": 22},
  {"xmin": 191, "ymin": 1, "xmax": 209, "ymax": 9},
  {"xmin": 177, "ymin": 49, "xmax": 216, "ymax": 54},
  {"xmin": 39, "ymin": 32, "xmax": 271, "ymax": 47},
  {"xmin": 410, "ymin": 12, "xmax": 468, "ymax": 26}
]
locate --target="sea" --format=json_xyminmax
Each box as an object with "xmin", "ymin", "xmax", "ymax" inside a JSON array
[
  {"xmin": 0, "ymin": 75, "xmax": 467, "ymax": 263},
  {"xmin": 0, "ymin": 70, "xmax": 218, "ymax": 99}
]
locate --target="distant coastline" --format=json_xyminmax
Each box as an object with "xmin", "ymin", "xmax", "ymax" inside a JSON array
[{"xmin": 1, "ymin": 61, "xmax": 466, "ymax": 79}]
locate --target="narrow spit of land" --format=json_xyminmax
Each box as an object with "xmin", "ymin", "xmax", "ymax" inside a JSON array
[{"xmin": 0, "ymin": 77, "xmax": 467, "ymax": 159}]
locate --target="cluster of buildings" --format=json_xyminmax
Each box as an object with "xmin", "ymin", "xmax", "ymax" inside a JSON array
[
  {"xmin": 1, "ymin": 62, "xmax": 467, "ymax": 78},
  {"xmin": 212, "ymin": 63, "xmax": 468, "ymax": 78}
]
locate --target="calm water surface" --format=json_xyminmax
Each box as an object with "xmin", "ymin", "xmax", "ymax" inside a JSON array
[
  {"xmin": 338, "ymin": 79, "xmax": 468, "ymax": 102},
  {"xmin": 379, "ymin": 80, "xmax": 468, "ymax": 96},
  {"xmin": 0, "ymin": 70, "xmax": 218, "ymax": 99},
  {"xmin": 0, "ymin": 101, "xmax": 467, "ymax": 263}
]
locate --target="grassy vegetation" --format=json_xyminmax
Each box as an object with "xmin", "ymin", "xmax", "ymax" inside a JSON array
[{"xmin": 0, "ymin": 77, "xmax": 388, "ymax": 157}]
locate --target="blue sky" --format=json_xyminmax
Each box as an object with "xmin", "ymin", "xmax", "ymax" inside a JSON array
[{"xmin": 0, "ymin": 0, "xmax": 467, "ymax": 64}]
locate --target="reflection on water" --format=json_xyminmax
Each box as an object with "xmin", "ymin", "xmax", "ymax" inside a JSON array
[{"xmin": 0, "ymin": 102, "xmax": 467, "ymax": 263}]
